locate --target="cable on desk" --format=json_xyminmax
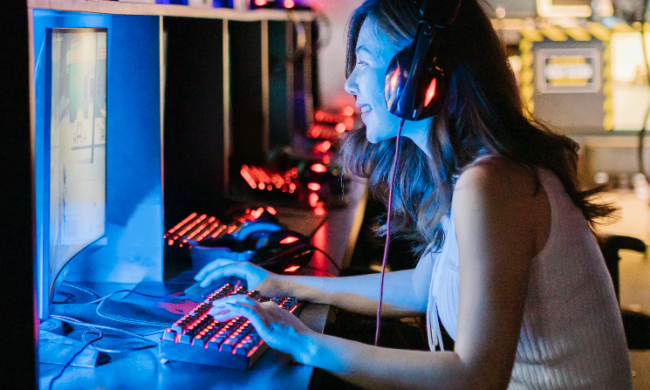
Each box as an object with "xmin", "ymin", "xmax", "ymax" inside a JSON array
[
  {"xmin": 53, "ymin": 292, "xmax": 76, "ymax": 304},
  {"xmin": 80, "ymin": 288, "xmax": 184, "ymax": 327},
  {"xmin": 91, "ymin": 328, "xmax": 165, "ymax": 338},
  {"xmin": 85, "ymin": 289, "xmax": 174, "ymax": 305},
  {"xmin": 50, "ymin": 314, "xmax": 161, "ymax": 354},
  {"xmin": 62, "ymin": 281, "xmax": 102, "ymax": 299},
  {"xmin": 309, "ymin": 244, "xmax": 341, "ymax": 272},
  {"xmin": 80, "ymin": 329, "xmax": 161, "ymax": 354},
  {"xmin": 47, "ymin": 330, "xmax": 103, "ymax": 390}
]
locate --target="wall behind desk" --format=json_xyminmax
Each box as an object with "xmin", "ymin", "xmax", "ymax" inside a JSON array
[{"xmin": 304, "ymin": 0, "xmax": 362, "ymax": 111}]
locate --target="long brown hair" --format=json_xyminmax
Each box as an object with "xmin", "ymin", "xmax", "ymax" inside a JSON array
[{"xmin": 340, "ymin": 0, "xmax": 615, "ymax": 257}]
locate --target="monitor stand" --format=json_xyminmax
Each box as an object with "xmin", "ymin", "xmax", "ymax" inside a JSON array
[{"xmin": 39, "ymin": 318, "xmax": 110, "ymax": 367}]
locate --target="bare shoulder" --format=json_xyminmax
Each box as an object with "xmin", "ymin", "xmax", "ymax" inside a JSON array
[
  {"xmin": 453, "ymin": 157, "xmax": 551, "ymax": 257},
  {"xmin": 454, "ymin": 158, "xmax": 539, "ymax": 201}
]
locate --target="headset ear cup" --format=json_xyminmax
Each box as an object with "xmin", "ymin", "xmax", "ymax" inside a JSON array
[
  {"xmin": 385, "ymin": 53, "xmax": 448, "ymax": 120},
  {"xmin": 385, "ymin": 46, "xmax": 413, "ymax": 117},
  {"xmin": 418, "ymin": 65, "xmax": 447, "ymax": 119}
]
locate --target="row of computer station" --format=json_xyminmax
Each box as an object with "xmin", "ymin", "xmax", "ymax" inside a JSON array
[
  {"xmin": 29, "ymin": 3, "xmax": 367, "ymax": 388},
  {"xmin": 20, "ymin": 0, "xmax": 650, "ymax": 388}
]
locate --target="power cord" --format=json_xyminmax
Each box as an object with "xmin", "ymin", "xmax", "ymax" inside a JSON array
[
  {"xmin": 50, "ymin": 314, "xmax": 161, "ymax": 353},
  {"xmin": 85, "ymin": 289, "xmax": 174, "ymax": 305},
  {"xmin": 62, "ymin": 281, "xmax": 102, "ymax": 299},
  {"xmin": 309, "ymin": 244, "xmax": 341, "ymax": 272},
  {"xmin": 46, "ymin": 323, "xmax": 103, "ymax": 390},
  {"xmin": 46, "ymin": 315, "xmax": 162, "ymax": 389}
]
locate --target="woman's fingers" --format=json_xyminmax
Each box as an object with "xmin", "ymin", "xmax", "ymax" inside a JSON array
[
  {"xmin": 209, "ymin": 295, "xmax": 271, "ymax": 329},
  {"xmin": 198, "ymin": 263, "xmax": 250, "ymax": 288},
  {"xmin": 194, "ymin": 259, "xmax": 235, "ymax": 281},
  {"xmin": 195, "ymin": 260, "xmax": 270, "ymax": 290},
  {"xmin": 208, "ymin": 295, "xmax": 313, "ymax": 360}
]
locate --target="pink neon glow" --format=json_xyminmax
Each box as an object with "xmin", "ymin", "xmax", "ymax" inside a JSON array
[
  {"xmin": 241, "ymin": 166, "xmax": 257, "ymax": 188},
  {"xmin": 424, "ymin": 78, "xmax": 437, "ymax": 107},
  {"xmin": 390, "ymin": 67, "xmax": 400, "ymax": 94},
  {"xmin": 279, "ymin": 236, "xmax": 299, "ymax": 244},
  {"xmin": 311, "ymin": 163, "xmax": 327, "ymax": 173},
  {"xmin": 178, "ymin": 214, "xmax": 207, "ymax": 236},
  {"xmin": 247, "ymin": 340, "xmax": 265, "ymax": 357},
  {"xmin": 309, "ymin": 193, "xmax": 319, "ymax": 207},
  {"xmin": 168, "ymin": 212, "xmax": 197, "ymax": 233},
  {"xmin": 211, "ymin": 225, "xmax": 227, "ymax": 238},
  {"xmin": 284, "ymin": 265, "xmax": 300, "ymax": 273}
]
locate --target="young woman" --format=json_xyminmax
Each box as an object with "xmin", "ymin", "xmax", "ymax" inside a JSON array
[{"xmin": 194, "ymin": 0, "xmax": 632, "ymax": 388}]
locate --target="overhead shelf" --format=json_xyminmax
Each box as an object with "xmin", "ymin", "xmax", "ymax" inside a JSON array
[{"xmin": 27, "ymin": 0, "xmax": 314, "ymax": 21}]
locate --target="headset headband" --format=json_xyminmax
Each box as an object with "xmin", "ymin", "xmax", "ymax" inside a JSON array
[{"xmin": 419, "ymin": 0, "xmax": 461, "ymax": 28}]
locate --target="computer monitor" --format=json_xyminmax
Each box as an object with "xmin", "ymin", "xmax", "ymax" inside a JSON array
[
  {"xmin": 38, "ymin": 28, "xmax": 108, "ymax": 321},
  {"xmin": 32, "ymin": 10, "xmax": 169, "ymax": 325}
]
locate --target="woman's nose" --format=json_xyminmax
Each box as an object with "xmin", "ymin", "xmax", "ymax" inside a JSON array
[{"xmin": 344, "ymin": 71, "xmax": 359, "ymax": 96}]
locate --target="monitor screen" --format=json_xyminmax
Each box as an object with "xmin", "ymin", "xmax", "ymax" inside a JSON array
[{"xmin": 46, "ymin": 28, "xmax": 107, "ymax": 303}]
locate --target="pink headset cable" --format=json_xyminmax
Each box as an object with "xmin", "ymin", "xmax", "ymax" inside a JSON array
[{"xmin": 375, "ymin": 117, "xmax": 406, "ymax": 346}]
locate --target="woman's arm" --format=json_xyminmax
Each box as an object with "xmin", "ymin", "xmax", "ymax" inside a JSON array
[
  {"xmin": 195, "ymin": 251, "xmax": 435, "ymax": 317},
  {"xmin": 213, "ymin": 161, "xmax": 547, "ymax": 390},
  {"xmin": 274, "ymin": 262, "xmax": 431, "ymax": 316}
]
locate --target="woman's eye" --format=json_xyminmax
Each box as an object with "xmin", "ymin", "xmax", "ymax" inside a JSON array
[{"xmin": 356, "ymin": 60, "xmax": 367, "ymax": 66}]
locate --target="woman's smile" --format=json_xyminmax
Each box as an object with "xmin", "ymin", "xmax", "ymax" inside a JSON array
[{"xmin": 358, "ymin": 104, "xmax": 372, "ymax": 120}]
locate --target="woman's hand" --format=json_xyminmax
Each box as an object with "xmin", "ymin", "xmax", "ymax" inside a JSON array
[
  {"xmin": 194, "ymin": 259, "xmax": 286, "ymax": 296},
  {"xmin": 208, "ymin": 294, "xmax": 316, "ymax": 364}
]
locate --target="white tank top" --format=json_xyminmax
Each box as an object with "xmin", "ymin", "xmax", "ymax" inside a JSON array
[{"xmin": 426, "ymin": 168, "xmax": 632, "ymax": 389}]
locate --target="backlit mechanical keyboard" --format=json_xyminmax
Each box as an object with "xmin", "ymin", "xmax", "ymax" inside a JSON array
[{"xmin": 159, "ymin": 281, "xmax": 301, "ymax": 370}]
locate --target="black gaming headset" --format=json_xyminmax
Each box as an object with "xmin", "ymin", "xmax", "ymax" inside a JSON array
[{"xmin": 384, "ymin": 0, "xmax": 462, "ymax": 120}]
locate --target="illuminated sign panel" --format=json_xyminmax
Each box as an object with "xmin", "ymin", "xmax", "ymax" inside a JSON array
[{"xmin": 537, "ymin": 48, "xmax": 601, "ymax": 93}]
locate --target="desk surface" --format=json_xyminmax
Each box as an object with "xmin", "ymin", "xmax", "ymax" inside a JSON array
[
  {"xmin": 39, "ymin": 181, "xmax": 367, "ymax": 390},
  {"xmin": 40, "ymin": 300, "xmax": 330, "ymax": 390}
]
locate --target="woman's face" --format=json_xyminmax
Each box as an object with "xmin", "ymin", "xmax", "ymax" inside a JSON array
[
  {"xmin": 345, "ymin": 19, "xmax": 401, "ymax": 143},
  {"xmin": 344, "ymin": 19, "xmax": 432, "ymax": 150}
]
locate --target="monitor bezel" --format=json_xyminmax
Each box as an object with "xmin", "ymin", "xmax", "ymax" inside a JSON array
[{"xmin": 37, "ymin": 27, "xmax": 108, "ymax": 321}]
